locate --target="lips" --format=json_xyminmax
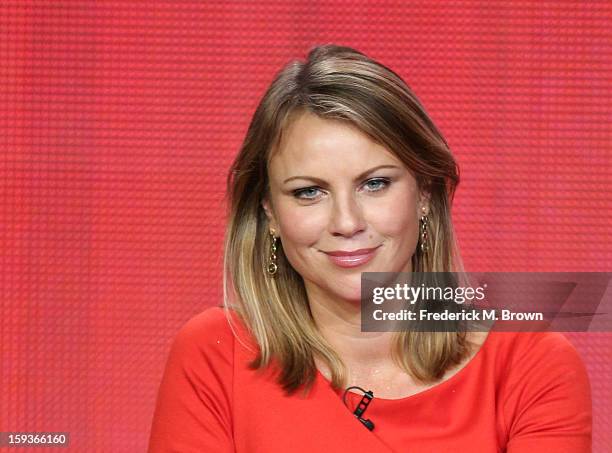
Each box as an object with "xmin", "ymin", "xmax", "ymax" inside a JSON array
[
  {"xmin": 323, "ymin": 246, "xmax": 380, "ymax": 268},
  {"xmin": 325, "ymin": 247, "xmax": 379, "ymax": 256}
]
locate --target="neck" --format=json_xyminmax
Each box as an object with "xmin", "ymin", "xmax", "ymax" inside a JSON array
[{"xmin": 305, "ymin": 284, "xmax": 396, "ymax": 366}]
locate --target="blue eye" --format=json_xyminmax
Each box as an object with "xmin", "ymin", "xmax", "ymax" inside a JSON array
[
  {"xmin": 292, "ymin": 178, "xmax": 391, "ymax": 201},
  {"xmin": 293, "ymin": 187, "xmax": 322, "ymax": 200},
  {"xmin": 364, "ymin": 178, "xmax": 390, "ymax": 192}
]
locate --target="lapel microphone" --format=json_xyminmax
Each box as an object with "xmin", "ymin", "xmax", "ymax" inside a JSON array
[{"xmin": 342, "ymin": 386, "xmax": 375, "ymax": 431}]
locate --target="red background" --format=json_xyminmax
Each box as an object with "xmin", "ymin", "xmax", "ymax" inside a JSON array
[{"xmin": 1, "ymin": 1, "xmax": 610, "ymax": 451}]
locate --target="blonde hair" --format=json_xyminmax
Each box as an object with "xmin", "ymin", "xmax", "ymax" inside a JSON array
[{"xmin": 223, "ymin": 44, "xmax": 470, "ymax": 396}]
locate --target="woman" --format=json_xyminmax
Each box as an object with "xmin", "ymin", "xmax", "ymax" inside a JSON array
[{"xmin": 148, "ymin": 44, "xmax": 591, "ymax": 452}]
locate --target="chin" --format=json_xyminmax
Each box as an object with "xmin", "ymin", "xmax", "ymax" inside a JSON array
[
  {"xmin": 335, "ymin": 292, "xmax": 362, "ymax": 304},
  {"xmin": 331, "ymin": 278, "xmax": 363, "ymax": 302}
]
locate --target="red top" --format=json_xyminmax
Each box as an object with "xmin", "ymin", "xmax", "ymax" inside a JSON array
[{"xmin": 148, "ymin": 306, "xmax": 592, "ymax": 453}]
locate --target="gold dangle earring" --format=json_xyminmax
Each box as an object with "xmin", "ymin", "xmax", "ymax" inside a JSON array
[
  {"xmin": 267, "ymin": 229, "xmax": 278, "ymax": 276},
  {"xmin": 419, "ymin": 209, "xmax": 429, "ymax": 255}
]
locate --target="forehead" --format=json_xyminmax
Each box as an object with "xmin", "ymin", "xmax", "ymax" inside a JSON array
[{"xmin": 269, "ymin": 111, "xmax": 402, "ymax": 174}]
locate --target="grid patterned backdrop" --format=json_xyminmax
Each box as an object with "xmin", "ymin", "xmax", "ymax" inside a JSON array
[{"xmin": 1, "ymin": 1, "xmax": 611, "ymax": 451}]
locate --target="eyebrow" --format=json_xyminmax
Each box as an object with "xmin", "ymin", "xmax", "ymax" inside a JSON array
[{"xmin": 282, "ymin": 164, "xmax": 401, "ymax": 185}]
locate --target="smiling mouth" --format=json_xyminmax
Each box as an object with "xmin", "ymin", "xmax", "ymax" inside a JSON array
[
  {"xmin": 322, "ymin": 245, "xmax": 381, "ymax": 268},
  {"xmin": 323, "ymin": 246, "xmax": 380, "ymax": 256}
]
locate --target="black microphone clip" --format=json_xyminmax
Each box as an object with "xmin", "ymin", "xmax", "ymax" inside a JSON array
[{"xmin": 352, "ymin": 389, "xmax": 375, "ymax": 431}]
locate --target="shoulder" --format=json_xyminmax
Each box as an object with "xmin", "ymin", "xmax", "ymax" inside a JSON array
[
  {"xmin": 149, "ymin": 306, "xmax": 239, "ymax": 451},
  {"xmin": 176, "ymin": 305, "xmax": 235, "ymax": 342},
  {"xmin": 488, "ymin": 330, "xmax": 589, "ymax": 377},
  {"xmin": 487, "ymin": 331, "xmax": 592, "ymax": 447},
  {"xmin": 484, "ymin": 330, "xmax": 591, "ymax": 393},
  {"xmin": 169, "ymin": 306, "xmax": 242, "ymax": 370}
]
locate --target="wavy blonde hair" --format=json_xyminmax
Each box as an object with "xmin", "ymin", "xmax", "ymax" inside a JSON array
[{"xmin": 223, "ymin": 44, "xmax": 471, "ymax": 396}]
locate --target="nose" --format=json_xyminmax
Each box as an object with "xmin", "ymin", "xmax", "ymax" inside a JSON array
[{"xmin": 328, "ymin": 190, "xmax": 367, "ymax": 237}]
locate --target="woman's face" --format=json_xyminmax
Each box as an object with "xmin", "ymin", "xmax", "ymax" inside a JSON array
[{"xmin": 262, "ymin": 111, "xmax": 428, "ymax": 305}]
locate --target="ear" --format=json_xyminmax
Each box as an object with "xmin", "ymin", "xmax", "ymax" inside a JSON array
[
  {"xmin": 418, "ymin": 190, "xmax": 431, "ymax": 217},
  {"xmin": 261, "ymin": 197, "xmax": 280, "ymax": 234}
]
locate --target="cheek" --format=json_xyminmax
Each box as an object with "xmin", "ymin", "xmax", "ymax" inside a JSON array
[
  {"xmin": 369, "ymin": 185, "xmax": 420, "ymax": 236},
  {"xmin": 376, "ymin": 202, "xmax": 417, "ymax": 234},
  {"xmin": 275, "ymin": 206, "xmax": 327, "ymax": 273},
  {"xmin": 276, "ymin": 204, "xmax": 325, "ymax": 246}
]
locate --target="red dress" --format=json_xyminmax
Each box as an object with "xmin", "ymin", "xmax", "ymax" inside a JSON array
[{"xmin": 148, "ymin": 306, "xmax": 592, "ymax": 452}]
